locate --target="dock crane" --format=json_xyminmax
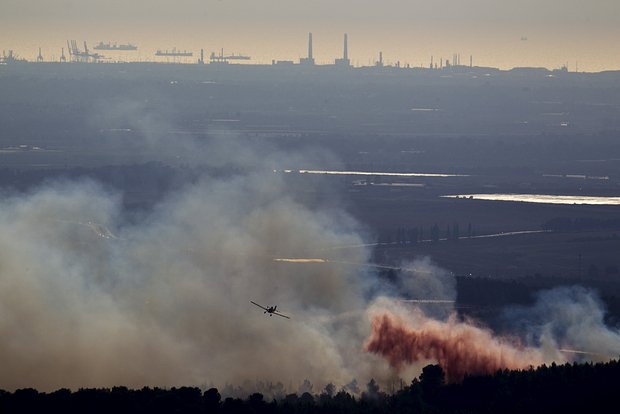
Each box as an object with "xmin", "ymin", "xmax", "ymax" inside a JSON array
[{"xmin": 66, "ymin": 40, "xmax": 104, "ymax": 62}]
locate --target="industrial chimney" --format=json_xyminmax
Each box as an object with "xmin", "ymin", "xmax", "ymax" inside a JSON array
[
  {"xmin": 335, "ymin": 33, "xmax": 351, "ymax": 67},
  {"xmin": 300, "ymin": 32, "xmax": 315, "ymax": 65}
]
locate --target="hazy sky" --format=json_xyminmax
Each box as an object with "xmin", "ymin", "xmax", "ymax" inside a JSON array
[{"xmin": 2, "ymin": 0, "xmax": 619, "ymax": 71}]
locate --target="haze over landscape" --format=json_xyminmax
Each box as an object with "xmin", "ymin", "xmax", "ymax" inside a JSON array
[{"xmin": 2, "ymin": 0, "xmax": 620, "ymax": 71}]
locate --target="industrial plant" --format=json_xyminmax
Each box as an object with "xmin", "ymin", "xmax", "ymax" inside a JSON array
[{"xmin": 1, "ymin": 33, "xmax": 487, "ymax": 72}]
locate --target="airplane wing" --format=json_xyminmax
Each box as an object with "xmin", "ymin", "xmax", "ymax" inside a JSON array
[
  {"xmin": 250, "ymin": 301, "xmax": 268, "ymax": 311},
  {"xmin": 273, "ymin": 311, "xmax": 290, "ymax": 319}
]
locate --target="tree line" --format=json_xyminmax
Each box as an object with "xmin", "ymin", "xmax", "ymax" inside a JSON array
[{"xmin": 2, "ymin": 359, "xmax": 619, "ymax": 413}]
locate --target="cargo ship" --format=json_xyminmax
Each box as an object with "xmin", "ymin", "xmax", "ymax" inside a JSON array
[
  {"xmin": 93, "ymin": 42, "xmax": 138, "ymax": 51},
  {"xmin": 155, "ymin": 48, "xmax": 193, "ymax": 57}
]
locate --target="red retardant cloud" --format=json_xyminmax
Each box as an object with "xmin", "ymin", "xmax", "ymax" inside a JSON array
[{"xmin": 365, "ymin": 311, "xmax": 546, "ymax": 382}]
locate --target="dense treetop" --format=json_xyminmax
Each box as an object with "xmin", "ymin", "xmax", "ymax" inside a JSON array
[{"xmin": 2, "ymin": 359, "xmax": 619, "ymax": 413}]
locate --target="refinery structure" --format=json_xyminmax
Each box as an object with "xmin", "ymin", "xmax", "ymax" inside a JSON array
[{"xmin": 1, "ymin": 33, "xmax": 503, "ymax": 71}]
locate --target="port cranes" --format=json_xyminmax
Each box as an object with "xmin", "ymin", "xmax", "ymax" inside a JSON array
[{"xmin": 66, "ymin": 40, "xmax": 104, "ymax": 62}]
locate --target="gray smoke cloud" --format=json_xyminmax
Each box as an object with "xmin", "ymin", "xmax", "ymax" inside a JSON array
[
  {"xmin": 501, "ymin": 286, "xmax": 620, "ymax": 361},
  {"xmin": 397, "ymin": 258, "xmax": 456, "ymax": 320},
  {"xmin": 0, "ymin": 136, "xmax": 390, "ymax": 393}
]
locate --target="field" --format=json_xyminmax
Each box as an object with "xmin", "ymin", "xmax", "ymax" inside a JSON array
[{"xmin": 2, "ymin": 62, "xmax": 620, "ymax": 312}]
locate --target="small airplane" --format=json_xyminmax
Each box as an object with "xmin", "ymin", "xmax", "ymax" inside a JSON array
[{"xmin": 250, "ymin": 301, "xmax": 290, "ymax": 319}]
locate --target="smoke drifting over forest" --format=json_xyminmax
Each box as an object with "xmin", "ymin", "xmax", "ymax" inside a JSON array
[
  {"xmin": 365, "ymin": 308, "xmax": 546, "ymax": 382},
  {"xmin": 1, "ymin": 122, "xmax": 620, "ymax": 394},
  {"xmin": 365, "ymin": 286, "xmax": 620, "ymax": 382},
  {"xmin": 0, "ymin": 178, "xmax": 368, "ymax": 390},
  {"xmin": 0, "ymin": 126, "xmax": 384, "ymax": 392}
]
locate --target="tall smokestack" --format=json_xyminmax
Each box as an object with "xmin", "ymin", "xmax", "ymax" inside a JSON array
[
  {"xmin": 300, "ymin": 33, "xmax": 315, "ymax": 65},
  {"xmin": 335, "ymin": 33, "xmax": 350, "ymax": 67}
]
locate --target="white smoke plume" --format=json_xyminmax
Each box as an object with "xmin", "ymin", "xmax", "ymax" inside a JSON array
[{"xmin": 0, "ymin": 151, "xmax": 387, "ymax": 392}]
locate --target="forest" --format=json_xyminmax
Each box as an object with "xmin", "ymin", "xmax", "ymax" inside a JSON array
[{"xmin": 2, "ymin": 359, "xmax": 618, "ymax": 414}]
